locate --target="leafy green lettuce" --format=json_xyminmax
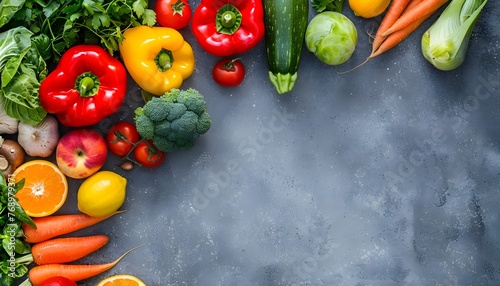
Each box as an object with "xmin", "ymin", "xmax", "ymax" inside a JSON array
[
  {"xmin": 0, "ymin": 0, "xmax": 26, "ymax": 28},
  {"xmin": 0, "ymin": 27, "xmax": 47, "ymax": 125}
]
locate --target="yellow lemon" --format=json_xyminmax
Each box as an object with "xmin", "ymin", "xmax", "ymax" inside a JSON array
[
  {"xmin": 77, "ymin": 171, "xmax": 126, "ymax": 217},
  {"xmin": 349, "ymin": 0, "xmax": 390, "ymax": 18}
]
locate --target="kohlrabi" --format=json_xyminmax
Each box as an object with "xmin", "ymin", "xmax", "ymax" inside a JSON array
[
  {"xmin": 421, "ymin": 0, "xmax": 488, "ymax": 71},
  {"xmin": 305, "ymin": 11, "xmax": 358, "ymax": 66}
]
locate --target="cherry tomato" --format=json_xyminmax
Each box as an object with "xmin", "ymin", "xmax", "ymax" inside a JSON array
[
  {"xmin": 212, "ymin": 58, "xmax": 246, "ymax": 87},
  {"xmin": 106, "ymin": 121, "xmax": 140, "ymax": 157},
  {"xmin": 133, "ymin": 140, "xmax": 166, "ymax": 168},
  {"xmin": 39, "ymin": 276, "xmax": 78, "ymax": 286},
  {"xmin": 155, "ymin": 0, "xmax": 192, "ymax": 30}
]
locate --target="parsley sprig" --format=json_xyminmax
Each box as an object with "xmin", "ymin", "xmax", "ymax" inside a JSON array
[
  {"xmin": 311, "ymin": 0, "xmax": 344, "ymax": 13},
  {"xmin": 3, "ymin": 0, "xmax": 156, "ymax": 61}
]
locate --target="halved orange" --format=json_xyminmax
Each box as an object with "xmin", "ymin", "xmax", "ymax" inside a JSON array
[
  {"xmin": 97, "ymin": 274, "xmax": 147, "ymax": 286},
  {"xmin": 12, "ymin": 160, "xmax": 68, "ymax": 217}
]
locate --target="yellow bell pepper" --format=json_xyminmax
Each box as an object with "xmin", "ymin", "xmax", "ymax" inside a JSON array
[{"xmin": 119, "ymin": 26, "xmax": 195, "ymax": 96}]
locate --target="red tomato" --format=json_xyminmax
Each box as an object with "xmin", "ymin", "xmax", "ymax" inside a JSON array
[
  {"xmin": 212, "ymin": 58, "xmax": 246, "ymax": 87},
  {"xmin": 39, "ymin": 276, "xmax": 78, "ymax": 286},
  {"xmin": 155, "ymin": 0, "xmax": 192, "ymax": 30},
  {"xmin": 106, "ymin": 121, "xmax": 140, "ymax": 157},
  {"xmin": 133, "ymin": 140, "xmax": 166, "ymax": 168}
]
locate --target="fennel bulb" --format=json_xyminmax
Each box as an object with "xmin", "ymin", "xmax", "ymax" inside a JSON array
[{"xmin": 421, "ymin": 0, "xmax": 488, "ymax": 71}]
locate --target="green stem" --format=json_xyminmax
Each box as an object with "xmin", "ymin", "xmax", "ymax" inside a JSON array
[
  {"xmin": 268, "ymin": 72, "xmax": 297, "ymax": 95},
  {"xmin": 222, "ymin": 58, "xmax": 242, "ymax": 71},
  {"xmin": 221, "ymin": 11, "xmax": 237, "ymax": 28},
  {"xmin": 75, "ymin": 72, "xmax": 100, "ymax": 97},
  {"xmin": 18, "ymin": 278, "xmax": 32, "ymax": 286},
  {"xmin": 15, "ymin": 253, "xmax": 33, "ymax": 265},
  {"xmin": 171, "ymin": 0, "xmax": 187, "ymax": 15},
  {"xmin": 155, "ymin": 49, "xmax": 174, "ymax": 72},
  {"xmin": 123, "ymin": 138, "xmax": 146, "ymax": 166},
  {"xmin": 216, "ymin": 4, "xmax": 242, "ymax": 35}
]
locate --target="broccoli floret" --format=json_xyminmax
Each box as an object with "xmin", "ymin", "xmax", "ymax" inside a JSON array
[
  {"xmin": 162, "ymin": 88, "xmax": 182, "ymax": 103},
  {"xmin": 176, "ymin": 139, "xmax": 195, "ymax": 150},
  {"xmin": 134, "ymin": 114, "xmax": 155, "ymax": 139},
  {"xmin": 134, "ymin": 106, "xmax": 145, "ymax": 117},
  {"xmin": 197, "ymin": 112, "xmax": 212, "ymax": 134},
  {"xmin": 176, "ymin": 88, "xmax": 207, "ymax": 115},
  {"xmin": 166, "ymin": 103, "xmax": 187, "ymax": 121},
  {"xmin": 154, "ymin": 120, "xmax": 171, "ymax": 137},
  {"xmin": 171, "ymin": 111, "xmax": 198, "ymax": 135},
  {"xmin": 133, "ymin": 88, "xmax": 212, "ymax": 152},
  {"xmin": 152, "ymin": 135, "xmax": 176, "ymax": 152},
  {"xmin": 143, "ymin": 97, "xmax": 169, "ymax": 122}
]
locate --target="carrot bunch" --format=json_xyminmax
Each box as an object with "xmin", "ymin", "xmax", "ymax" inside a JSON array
[
  {"xmin": 370, "ymin": 0, "xmax": 449, "ymax": 58},
  {"xmin": 17, "ymin": 211, "xmax": 138, "ymax": 286},
  {"xmin": 340, "ymin": 0, "xmax": 449, "ymax": 73}
]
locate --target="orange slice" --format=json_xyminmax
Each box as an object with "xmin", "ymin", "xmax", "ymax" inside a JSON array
[
  {"xmin": 12, "ymin": 160, "xmax": 68, "ymax": 217},
  {"xmin": 97, "ymin": 274, "xmax": 147, "ymax": 286}
]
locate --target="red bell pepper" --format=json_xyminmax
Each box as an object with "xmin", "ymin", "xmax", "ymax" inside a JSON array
[
  {"xmin": 191, "ymin": 0, "xmax": 265, "ymax": 57},
  {"xmin": 39, "ymin": 45, "xmax": 127, "ymax": 127}
]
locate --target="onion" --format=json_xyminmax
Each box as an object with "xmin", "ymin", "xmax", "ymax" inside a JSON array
[{"xmin": 18, "ymin": 115, "xmax": 60, "ymax": 157}]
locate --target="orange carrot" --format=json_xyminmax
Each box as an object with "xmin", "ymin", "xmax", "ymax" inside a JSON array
[
  {"xmin": 371, "ymin": 0, "xmax": 412, "ymax": 54},
  {"xmin": 381, "ymin": 0, "xmax": 449, "ymax": 37},
  {"xmin": 369, "ymin": 0, "xmax": 425, "ymax": 57},
  {"xmin": 31, "ymin": 235, "xmax": 109, "ymax": 265},
  {"xmin": 23, "ymin": 211, "xmax": 123, "ymax": 243},
  {"xmin": 27, "ymin": 246, "xmax": 140, "ymax": 286},
  {"xmin": 339, "ymin": 10, "xmax": 426, "ymax": 74},
  {"xmin": 339, "ymin": 0, "xmax": 436, "ymax": 74},
  {"xmin": 403, "ymin": 0, "xmax": 425, "ymax": 13},
  {"xmin": 370, "ymin": 15, "xmax": 428, "ymax": 58}
]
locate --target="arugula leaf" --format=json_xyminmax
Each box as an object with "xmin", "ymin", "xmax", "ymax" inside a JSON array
[{"xmin": 311, "ymin": 0, "xmax": 344, "ymax": 13}]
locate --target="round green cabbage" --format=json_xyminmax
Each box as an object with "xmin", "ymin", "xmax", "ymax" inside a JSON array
[{"xmin": 305, "ymin": 12, "xmax": 358, "ymax": 66}]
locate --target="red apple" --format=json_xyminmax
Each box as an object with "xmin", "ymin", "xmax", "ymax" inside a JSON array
[{"xmin": 56, "ymin": 129, "xmax": 108, "ymax": 179}]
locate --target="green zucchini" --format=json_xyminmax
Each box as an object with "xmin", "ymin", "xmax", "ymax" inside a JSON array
[{"xmin": 263, "ymin": 0, "xmax": 309, "ymax": 94}]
